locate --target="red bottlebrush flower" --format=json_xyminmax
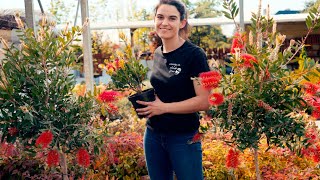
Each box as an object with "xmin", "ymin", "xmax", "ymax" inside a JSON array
[
  {"xmin": 187, "ymin": 132, "xmax": 203, "ymax": 144},
  {"xmin": 312, "ymin": 145, "xmax": 320, "ymax": 163},
  {"xmin": 98, "ymin": 90, "xmax": 119, "ymax": 103},
  {"xmin": 199, "ymin": 71, "xmax": 222, "ymax": 90},
  {"xmin": 208, "ymin": 93, "xmax": 224, "ymax": 106},
  {"xmin": 192, "ymin": 133, "xmax": 203, "ymax": 142},
  {"xmin": 240, "ymin": 53, "xmax": 258, "ymax": 68},
  {"xmin": 312, "ymin": 108, "xmax": 320, "ymax": 119},
  {"xmin": 199, "ymin": 71, "xmax": 222, "ymax": 80},
  {"xmin": 8, "ymin": 127, "xmax": 18, "ymax": 136},
  {"xmin": 107, "ymin": 103, "xmax": 119, "ymax": 114},
  {"xmin": 77, "ymin": 148, "xmax": 90, "ymax": 167},
  {"xmin": 304, "ymin": 82, "xmax": 319, "ymax": 95},
  {"xmin": 226, "ymin": 148, "xmax": 240, "ymax": 169},
  {"xmin": 257, "ymin": 100, "xmax": 274, "ymax": 112},
  {"xmin": 231, "ymin": 32, "xmax": 246, "ymax": 54},
  {"xmin": 305, "ymin": 128, "xmax": 318, "ymax": 144},
  {"xmin": 35, "ymin": 130, "xmax": 53, "ymax": 149},
  {"xmin": 46, "ymin": 150, "xmax": 59, "ymax": 167}
]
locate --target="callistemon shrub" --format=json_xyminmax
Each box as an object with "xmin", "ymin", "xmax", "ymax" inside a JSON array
[
  {"xmin": 0, "ymin": 16, "xmax": 98, "ymax": 152},
  {"xmin": 204, "ymin": 0, "xmax": 320, "ymax": 151}
]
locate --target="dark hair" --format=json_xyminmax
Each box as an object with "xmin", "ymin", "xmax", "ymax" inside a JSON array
[{"xmin": 154, "ymin": 0, "xmax": 191, "ymax": 39}]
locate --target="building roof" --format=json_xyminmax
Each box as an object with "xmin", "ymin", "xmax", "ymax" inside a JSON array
[
  {"xmin": 89, "ymin": 13, "xmax": 309, "ymax": 30},
  {"xmin": 275, "ymin": 9, "xmax": 300, "ymax": 15}
]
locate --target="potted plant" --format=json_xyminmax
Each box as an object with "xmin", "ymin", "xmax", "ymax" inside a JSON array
[{"xmin": 99, "ymin": 32, "xmax": 155, "ymax": 118}]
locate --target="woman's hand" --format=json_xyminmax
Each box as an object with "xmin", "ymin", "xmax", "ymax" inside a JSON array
[{"xmin": 136, "ymin": 96, "xmax": 168, "ymax": 118}]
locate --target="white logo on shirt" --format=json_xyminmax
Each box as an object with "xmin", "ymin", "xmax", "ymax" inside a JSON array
[{"xmin": 168, "ymin": 63, "xmax": 181, "ymax": 75}]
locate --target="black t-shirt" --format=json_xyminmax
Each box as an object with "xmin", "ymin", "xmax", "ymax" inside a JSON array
[{"xmin": 148, "ymin": 40, "xmax": 210, "ymax": 133}]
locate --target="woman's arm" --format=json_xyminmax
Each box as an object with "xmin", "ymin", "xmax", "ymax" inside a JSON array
[{"xmin": 136, "ymin": 80, "xmax": 210, "ymax": 118}]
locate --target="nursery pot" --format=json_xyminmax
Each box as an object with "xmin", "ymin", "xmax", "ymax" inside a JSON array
[{"xmin": 128, "ymin": 88, "xmax": 155, "ymax": 118}]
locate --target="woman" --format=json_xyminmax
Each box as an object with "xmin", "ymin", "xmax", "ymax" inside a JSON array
[{"xmin": 136, "ymin": 0, "xmax": 210, "ymax": 179}]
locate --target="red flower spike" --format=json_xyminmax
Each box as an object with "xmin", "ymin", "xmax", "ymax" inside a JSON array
[
  {"xmin": 240, "ymin": 54, "xmax": 258, "ymax": 68},
  {"xmin": 231, "ymin": 32, "xmax": 246, "ymax": 54},
  {"xmin": 35, "ymin": 130, "xmax": 53, "ymax": 149},
  {"xmin": 77, "ymin": 148, "xmax": 90, "ymax": 167},
  {"xmin": 199, "ymin": 71, "xmax": 222, "ymax": 81},
  {"xmin": 199, "ymin": 71, "xmax": 222, "ymax": 90},
  {"xmin": 304, "ymin": 82, "xmax": 319, "ymax": 95},
  {"xmin": 187, "ymin": 132, "xmax": 203, "ymax": 144},
  {"xmin": 208, "ymin": 93, "xmax": 224, "ymax": 106},
  {"xmin": 47, "ymin": 150, "xmax": 59, "ymax": 167},
  {"xmin": 98, "ymin": 91, "xmax": 119, "ymax": 103},
  {"xmin": 107, "ymin": 103, "xmax": 119, "ymax": 114},
  {"xmin": 226, "ymin": 148, "xmax": 240, "ymax": 169},
  {"xmin": 311, "ymin": 108, "xmax": 320, "ymax": 119}
]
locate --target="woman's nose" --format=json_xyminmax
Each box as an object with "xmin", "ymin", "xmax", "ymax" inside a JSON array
[{"xmin": 162, "ymin": 18, "xmax": 169, "ymax": 25}]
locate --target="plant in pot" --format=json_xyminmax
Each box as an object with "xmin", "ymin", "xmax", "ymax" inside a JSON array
[{"xmin": 99, "ymin": 32, "xmax": 155, "ymax": 118}]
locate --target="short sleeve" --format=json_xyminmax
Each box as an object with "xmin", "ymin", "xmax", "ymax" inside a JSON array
[{"xmin": 189, "ymin": 48, "xmax": 210, "ymax": 78}]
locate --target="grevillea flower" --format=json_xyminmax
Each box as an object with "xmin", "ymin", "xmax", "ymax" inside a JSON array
[
  {"xmin": 36, "ymin": 130, "xmax": 53, "ymax": 149},
  {"xmin": 98, "ymin": 90, "xmax": 119, "ymax": 103},
  {"xmin": 240, "ymin": 53, "xmax": 258, "ymax": 68},
  {"xmin": 77, "ymin": 148, "xmax": 90, "ymax": 167},
  {"xmin": 304, "ymin": 82, "xmax": 319, "ymax": 95},
  {"xmin": 208, "ymin": 93, "xmax": 224, "ymax": 106},
  {"xmin": 231, "ymin": 32, "xmax": 246, "ymax": 54},
  {"xmin": 199, "ymin": 71, "xmax": 222, "ymax": 90},
  {"xmin": 226, "ymin": 148, "xmax": 240, "ymax": 169},
  {"xmin": 47, "ymin": 150, "xmax": 59, "ymax": 167}
]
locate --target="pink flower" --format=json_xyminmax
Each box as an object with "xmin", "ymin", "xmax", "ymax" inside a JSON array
[
  {"xmin": 35, "ymin": 130, "xmax": 53, "ymax": 149},
  {"xmin": 208, "ymin": 93, "xmax": 224, "ymax": 106},
  {"xmin": 231, "ymin": 32, "xmax": 246, "ymax": 54},
  {"xmin": 98, "ymin": 91, "xmax": 119, "ymax": 103},
  {"xmin": 46, "ymin": 150, "xmax": 59, "ymax": 167},
  {"xmin": 226, "ymin": 148, "xmax": 240, "ymax": 169},
  {"xmin": 0, "ymin": 142, "xmax": 18, "ymax": 157},
  {"xmin": 77, "ymin": 148, "xmax": 90, "ymax": 167}
]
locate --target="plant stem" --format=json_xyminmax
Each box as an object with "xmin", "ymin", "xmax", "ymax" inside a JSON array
[
  {"xmin": 60, "ymin": 151, "xmax": 69, "ymax": 180},
  {"xmin": 253, "ymin": 148, "xmax": 261, "ymax": 180}
]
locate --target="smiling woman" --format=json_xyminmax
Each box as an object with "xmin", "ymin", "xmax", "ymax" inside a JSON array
[{"xmin": 136, "ymin": 0, "xmax": 211, "ymax": 180}]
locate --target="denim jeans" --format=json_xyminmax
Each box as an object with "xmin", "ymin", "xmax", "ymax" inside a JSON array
[{"xmin": 144, "ymin": 127, "xmax": 203, "ymax": 180}]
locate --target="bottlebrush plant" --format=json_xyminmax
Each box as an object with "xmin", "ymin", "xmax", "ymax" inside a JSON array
[
  {"xmin": 0, "ymin": 16, "xmax": 98, "ymax": 178},
  {"xmin": 201, "ymin": 0, "xmax": 320, "ymax": 179}
]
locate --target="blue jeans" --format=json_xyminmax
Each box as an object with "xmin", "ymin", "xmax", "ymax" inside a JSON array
[{"xmin": 143, "ymin": 127, "xmax": 203, "ymax": 180}]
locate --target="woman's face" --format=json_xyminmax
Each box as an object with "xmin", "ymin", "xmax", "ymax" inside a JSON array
[{"xmin": 154, "ymin": 4, "xmax": 186, "ymax": 40}]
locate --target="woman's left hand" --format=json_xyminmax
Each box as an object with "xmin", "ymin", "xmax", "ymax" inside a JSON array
[{"xmin": 136, "ymin": 96, "xmax": 168, "ymax": 118}]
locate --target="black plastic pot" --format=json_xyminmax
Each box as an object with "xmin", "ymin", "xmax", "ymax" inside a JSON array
[{"xmin": 128, "ymin": 88, "xmax": 155, "ymax": 118}]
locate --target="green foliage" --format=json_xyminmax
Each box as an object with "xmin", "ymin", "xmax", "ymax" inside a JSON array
[
  {"xmin": 0, "ymin": 17, "xmax": 98, "ymax": 151},
  {"xmin": 99, "ymin": 33, "xmax": 149, "ymax": 93},
  {"xmin": 208, "ymin": 0, "xmax": 320, "ymax": 152}
]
